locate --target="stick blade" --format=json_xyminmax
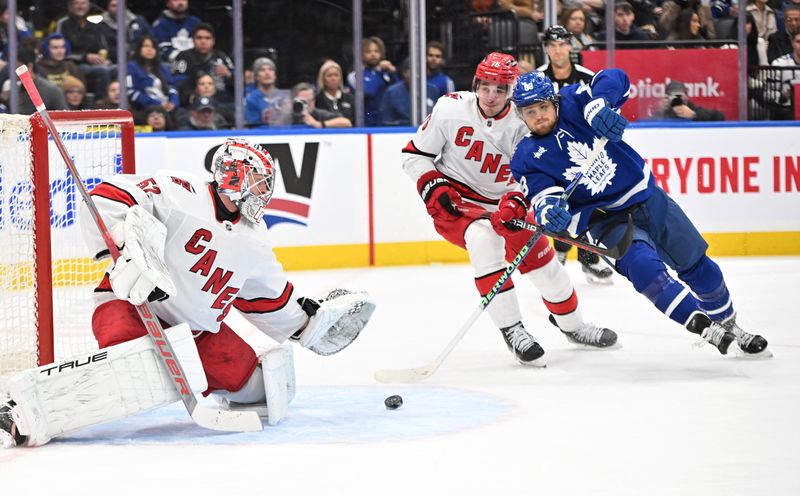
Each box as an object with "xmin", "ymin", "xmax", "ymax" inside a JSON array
[
  {"xmin": 190, "ymin": 404, "xmax": 263, "ymax": 432},
  {"xmin": 374, "ymin": 364, "xmax": 437, "ymax": 384}
]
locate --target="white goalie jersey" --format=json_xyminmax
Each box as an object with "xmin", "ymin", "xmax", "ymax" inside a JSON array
[
  {"xmin": 81, "ymin": 170, "xmax": 308, "ymax": 342},
  {"xmin": 401, "ymin": 91, "xmax": 530, "ymax": 207}
]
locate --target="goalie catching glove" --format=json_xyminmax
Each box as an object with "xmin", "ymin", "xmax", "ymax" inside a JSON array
[
  {"xmin": 109, "ymin": 205, "xmax": 177, "ymax": 306},
  {"xmin": 291, "ymin": 289, "xmax": 376, "ymax": 356}
]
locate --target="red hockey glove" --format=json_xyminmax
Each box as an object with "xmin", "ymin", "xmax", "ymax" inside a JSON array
[
  {"xmin": 417, "ymin": 170, "xmax": 463, "ymax": 222},
  {"xmin": 490, "ymin": 191, "xmax": 530, "ymax": 238}
]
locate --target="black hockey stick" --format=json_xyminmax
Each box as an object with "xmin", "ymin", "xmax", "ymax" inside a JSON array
[
  {"xmin": 17, "ymin": 66, "xmax": 262, "ymax": 432},
  {"xmin": 504, "ymin": 216, "xmax": 633, "ymax": 260}
]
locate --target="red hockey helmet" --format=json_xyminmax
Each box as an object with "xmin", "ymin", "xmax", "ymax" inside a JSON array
[{"xmin": 473, "ymin": 52, "xmax": 519, "ymax": 90}]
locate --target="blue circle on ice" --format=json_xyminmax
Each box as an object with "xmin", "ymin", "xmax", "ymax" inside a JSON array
[{"xmin": 55, "ymin": 386, "xmax": 511, "ymax": 445}]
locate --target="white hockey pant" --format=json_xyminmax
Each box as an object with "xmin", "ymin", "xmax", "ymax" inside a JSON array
[
  {"xmin": 464, "ymin": 220, "xmax": 522, "ymax": 329},
  {"xmin": 525, "ymin": 255, "xmax": 583, "ymax": 332}
]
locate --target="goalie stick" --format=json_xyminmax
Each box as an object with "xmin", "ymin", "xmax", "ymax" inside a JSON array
[
  {"xmin": 16, "ymin": 66, "xmax": 262, "ymax": 433},
  {"xmin": 373, "ymin": 139, "xmax": 607, "ymax": 383}
]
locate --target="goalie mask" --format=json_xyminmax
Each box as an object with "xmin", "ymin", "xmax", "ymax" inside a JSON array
[{"xmin": 212, "ymin": 138, "xmax": 276, "ymax": 223}]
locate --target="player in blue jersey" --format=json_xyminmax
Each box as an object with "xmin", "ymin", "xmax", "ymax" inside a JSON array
[{"xmin": 506, "ymin": 69, "xmax": 771, "ymax": 357}]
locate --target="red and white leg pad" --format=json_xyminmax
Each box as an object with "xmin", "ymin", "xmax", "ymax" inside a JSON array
[
  {"xmin": 213, "ymin": 345, "xmax": 295, "ymax": 426},
  {"xmin": 4, "ymin": 323, "xmax": 206, "ymax": 447}
]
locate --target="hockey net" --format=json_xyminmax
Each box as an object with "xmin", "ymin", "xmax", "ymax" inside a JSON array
[{"xmin": 0, "ymin": 110, "xmax": 135, "ymax": 382}]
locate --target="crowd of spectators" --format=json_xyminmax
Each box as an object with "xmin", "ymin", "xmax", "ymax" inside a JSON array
[{"xmin": 0, "ymin": 0, "xmax": 797, "ymax": 128}]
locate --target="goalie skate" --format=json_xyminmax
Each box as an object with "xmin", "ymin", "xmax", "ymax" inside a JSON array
[
  {"xmin": 500, "ymin": 322, "xmax": 546, "ymax": 366},
  {"xmin": 0, "ymin": 400, "xmax": 26, "ymax": 448}
]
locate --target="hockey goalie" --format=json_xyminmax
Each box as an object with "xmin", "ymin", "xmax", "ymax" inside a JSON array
[{"xmin": 0, "ymin": 138, "xmax": 375, "ymax": 448}]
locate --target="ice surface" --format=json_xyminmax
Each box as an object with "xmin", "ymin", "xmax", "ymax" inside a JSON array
[{"xmin": 2, "ymin": 257, "xmax": 798, "ymax": 496}]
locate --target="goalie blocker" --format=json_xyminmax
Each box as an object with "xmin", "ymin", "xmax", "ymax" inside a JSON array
[{"xmin": 0, "ymin": 289, "xmax": 375, "ymax": 448}]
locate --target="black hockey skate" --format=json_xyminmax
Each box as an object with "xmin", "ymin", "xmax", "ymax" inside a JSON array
[
  {"xmin": 578, "ymin": 249, "xmax": 614, "ymax": 285},
  {"xmin": 500, "ymin": 322, "xmax": 545, "ymax": 366},
  {"xmin": 548, "ymin": 315, "xmax": 618, "ymax": 348},
  {"xmin": 721, "ymin": 315, "xmax": 772, "ymax": 357},
  {"xmin": 553, "ymin": 240, "xmax": 570, "ymax": 266},
  {"xmin": 686, "ymin": 313, "xmax": 736, "ymax": 355},
  {"xmin": 0, "ymin": 400, "xmax": 26, "ymax": 448}
]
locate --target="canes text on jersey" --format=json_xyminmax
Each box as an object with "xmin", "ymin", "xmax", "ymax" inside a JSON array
[
  {"xmin": 454, "ymin": 126, "xmax": 513, "ymax": 183},
  {"xmin": 185, "ymin": 229, "xmax": 240, "ymax": 322}
]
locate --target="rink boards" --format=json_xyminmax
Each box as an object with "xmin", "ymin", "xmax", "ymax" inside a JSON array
[{"xmin": 130, "ymin": 124, "xmax": 800, "ymax": 270}]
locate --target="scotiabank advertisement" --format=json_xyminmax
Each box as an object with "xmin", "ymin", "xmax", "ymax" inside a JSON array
[{"xmin": 581, "ymin": 49, "xmax": 739, "ymax": 121}]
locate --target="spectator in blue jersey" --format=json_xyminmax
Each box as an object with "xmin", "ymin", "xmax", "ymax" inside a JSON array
[
  {"xmin": 126, "ymin": 35, "xmax": 178, "ymax": 113},
  {"xmin": 245, "ymin": 57, "xmax": 292, "ymax": 127},
  {"xmin": 55, "ymin": 0, "xmax": 114, "ymax": 98},
  {"xmin": 152, "ymin": 0, "xmax": 201, "ymax": 62},
  {"xmin": 508, "ymin": 70, "xmax": 772, "ymax": 358},
  {"xmin": 426, "ymin": 41, "xmax": 455, "ymax": 96},
  {"xmin": 291, "ymin": 82, "xmax": 352, "ymax": 128},
  {"xmin": 98, "ymin": 0, "xmax": 152, "ymax": 64},
  {"xmin": 379, "ymin": 58, "xmax": 440, "ymax": 126},
  {"xmin": 315, "ymin": 59, "xmax": 355, "ymax": 124},
  {"xmin": 347, "ymin": 36, "xmax": 398, "ymax": 126}
]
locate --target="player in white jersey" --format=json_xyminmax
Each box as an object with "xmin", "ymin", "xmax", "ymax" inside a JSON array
[
  {"xmin": 1, "ymin": 139, "xmax": 374, "ymax": 447},
  {"xmin": 401, "ymin": 52, "xmax": 617, "ymax": 366}
]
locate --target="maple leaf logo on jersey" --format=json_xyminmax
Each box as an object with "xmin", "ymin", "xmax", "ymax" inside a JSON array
[
  {"xmin": 564, "ymin": 137, "xmax": 615, "ymax": 196},
  {"xmin": 532, "ymin": 146, "xmax": 547, "ymax": 159}
]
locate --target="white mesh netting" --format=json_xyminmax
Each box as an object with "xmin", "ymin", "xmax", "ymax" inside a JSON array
[{"xmin": 0, "ymin": 114, "xmax": 126, "ymax": 382}]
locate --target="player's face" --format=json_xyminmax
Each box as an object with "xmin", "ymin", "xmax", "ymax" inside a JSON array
[
  {"xmin": 545, "ymin": 40, "xmax": 572, "ymax": 69},
  {"xmin": 476, "ymin": 81, "xmax": 509, "ymax": 116},
  {"xmin": 519, "ymin": 101, "xmax": 557, "ymax": 136}
]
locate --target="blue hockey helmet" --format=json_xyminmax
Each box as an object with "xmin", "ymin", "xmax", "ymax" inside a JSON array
[{"xmin": 512, "ymin": 71, "xmax": 558, "ymax": 109}]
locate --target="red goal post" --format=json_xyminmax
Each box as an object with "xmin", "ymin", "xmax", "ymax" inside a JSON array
[{"xmin": 0, "ymin": 110, "xmax": 135, "ymax": 380}]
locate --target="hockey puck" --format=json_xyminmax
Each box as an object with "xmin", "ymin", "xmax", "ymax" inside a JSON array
[{"xmin": 384, "ymin": 394, "xmax": 403, "ymax": 410}]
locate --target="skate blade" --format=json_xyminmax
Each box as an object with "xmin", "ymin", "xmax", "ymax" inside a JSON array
[
  {"xmin": 738, "ymin": 347, "xmax": 774, "ymax": 360},
  {"xmin": 569, "ymin": 341, "xmax": 623, "ymax": 350},
  {"xmin": 584, "ymin": 273, "xmax": 614, "ymax": 285},
  {"xmin": 517, "ymin": 357, "xmax": 547, "ymax": 368},
  {"xmin": 0, "ymin": 430, "xmax": 16, "ymax": 449}
]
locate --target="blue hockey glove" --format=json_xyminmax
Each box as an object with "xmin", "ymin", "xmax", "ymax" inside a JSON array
[
  {"xmin": 534, "ymin": 196, "xmax": 571, "ymax": 233},
  {"xmin": 583, "ymin": 98, "xmax": 628, "ymax": 142}
]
